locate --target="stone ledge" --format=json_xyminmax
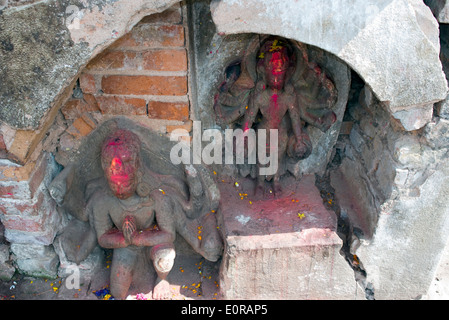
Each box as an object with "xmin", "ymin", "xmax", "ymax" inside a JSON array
[{"xmin": 217, "ymin": 175, "xmax": 358, "ymax": 300}]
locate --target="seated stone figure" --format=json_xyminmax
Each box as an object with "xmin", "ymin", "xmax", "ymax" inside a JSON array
[
  {"xmin": 85, "ymin": 128, "xmax": 222, "ymax": 299},
  {"xmin": 87, "ymin": 129, "xmax": 176, "ymax": 299},
  {"xmin": 49, "ymin": 118, "xmax": 223, "ymax": 300}
]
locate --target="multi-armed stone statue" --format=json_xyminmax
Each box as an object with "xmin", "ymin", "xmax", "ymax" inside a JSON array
[
  {"xmin": 215, "ymin": 36, "xmax": 338, "ymax": 196},
  {"xmin": 49, "ymin": 119, "xmax": 223, "ymax": 299}
]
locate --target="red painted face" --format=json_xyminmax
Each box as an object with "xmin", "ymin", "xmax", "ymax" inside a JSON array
[
  {"xmin": 265, "ymin": 48, "xmax": 289, "ymax": 90},
  {"xmin": 101, "ymin": 130, "xmax": 140, "ymax": 200}
]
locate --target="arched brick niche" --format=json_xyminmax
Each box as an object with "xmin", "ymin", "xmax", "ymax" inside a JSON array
[{"xmin": 54, "ymin": 2, "xmax": 192, "ymax": 167}]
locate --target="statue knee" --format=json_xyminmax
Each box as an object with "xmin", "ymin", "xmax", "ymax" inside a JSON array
[{"xmin": 150, "ymin": 243, "xmax": 176, "ymax": 276}]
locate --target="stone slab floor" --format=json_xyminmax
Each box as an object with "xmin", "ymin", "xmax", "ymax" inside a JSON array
[
  {"xmin": 1, "ymin": 245, "xmax": 448, "ymax": 300},
  {"xmin": 0, "ymin": 254, "xmax": 221, "ymax": 300}
]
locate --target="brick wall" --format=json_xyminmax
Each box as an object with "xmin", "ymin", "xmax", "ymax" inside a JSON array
[
  {"xmin": 58, "ymin": 2, "xmax": 192, "ymax": 162},
  {"xmin": 0, "ymin": 152, "xmax": 60, "ymax": 246}
]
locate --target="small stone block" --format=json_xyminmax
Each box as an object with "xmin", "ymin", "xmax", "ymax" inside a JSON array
[{"xmin": 218, "ymin": 175, "xmax": 357, "ymax": 299}]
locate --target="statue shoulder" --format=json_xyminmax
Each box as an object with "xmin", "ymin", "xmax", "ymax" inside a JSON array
[
  {"xmin": 148, "ymin": 188, "xmax": 175, "ymax": 211},
  {"xmin": 86, "ymin": 178, "xmax": 118, "ymax": 210},
  {"xmin": 255, "ymin": 80, "xmax": 266, "ymax": 92},
  {"xmin": 285, "ymin": 83, "xmax": 295, "ymax": 95}
]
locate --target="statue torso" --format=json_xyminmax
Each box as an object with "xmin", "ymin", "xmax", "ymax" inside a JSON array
[
  {"xmin": 254, "ymin": 83, "xmax": 296, "ymax": 129},
  {"xmin": 107, "ymin": 193, "xmax": 156, "ymax": 231}
]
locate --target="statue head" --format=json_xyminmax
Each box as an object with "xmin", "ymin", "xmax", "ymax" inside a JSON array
[
  {"xmin": 260, "ymin": 38, "xmax": 291, "ymax": 90},
  {"xmin": 101, "ymin": 129, "xmax": 141, "ymax": 199}
]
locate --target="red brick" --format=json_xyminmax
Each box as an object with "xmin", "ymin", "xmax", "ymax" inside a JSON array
[
  {"xmin": 148, "ymin": 101, "xmax": 189, "ymax": 121},
  {"xmin": 142, "ymin": 49, "xmax": 187, "ymax": 71},
  {"xmin": 0, "ymin": 191, "xmax": 44, "ymax": 217},
  {"xmin": 73, "ymin": 117, "xmax": 94, "ymax": 136},
  {"xmin": 82, "ymin": 94, "xmax": 100, "ymax": 111},
  {"xmin": 0, "ymin": 161, "xmax": 36, "ymax": 182},
  {"xmin": 95, "ymin": 95, "xmax": 147, "ymax": 115},
  {"xmin": 80, "ymin": 113, "xmax": 97, "ymax": 129},
  {"xmin": 8, "ymin": 130, "xmax": 35, "ymax": 164},
  {"xmin": 0, "ymin": 134, "xmax": 6, "ymax": 151},
  {"xmin": 61, "ymin": 98, "xmax": 99, "ymax": 120},
  {"xmin": 79, "ymin": 73, "xmax": 97, "ymax": 94},
  {"xmin": 108, "ymin": 33, "xmax": 137, "ymax": 49},
  {"xmin": 27, "ymin": 153, "xmax": 50, "ymax": 198},
  {"xmin": 61, "ymin": 99, "xmax": 83, "ymax": 119},
  {"xmin": 0, "ymin": 180, "xmax": 36, "ymax": 200},
  {"xmin": 1, "ymin": 217, "xmax": 44, "ymax": 233},
  {"xmin": 66, "ymin": 117, "xmax": 95, "ymax": 138},
  {"xmin": 65, "ymin": 126, "xmax": 82, "ymax": 139},
  {"xmin": 166, "ymin": 120, "xmax": 193, "ymax": 133},
  {"xmin": 0, "ymin": 191, "xmax": 58, "ymax": 235},
  {"xmin": 101, "ymin": 75, "xmax": 187, "ymax": 96},
  {"xmin": 86, "ymin": 51, "xmax": 136, "ymax": 70},
  {"xmin": 157, "ymin": 25, "xmax": 185, "ymax": 47},
  {"xmin": 110, "ymin": 25, "xmax": 184, "ymax": 49},
  {"xmin": 0, "ymin": 184, "xmax": 21, "ymax": 199},
  {"xmin": 0, "ymin": 154, "xmax": 49, "ymax": 200}
]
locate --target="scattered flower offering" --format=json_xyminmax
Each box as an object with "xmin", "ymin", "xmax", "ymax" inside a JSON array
[
  {"xmin": 136, "ymin": 293, "xmax": 147, "ymax": 300},
  {"xmin": 93, "ymin": 286, "xmax": 115, "ymax": 300}
]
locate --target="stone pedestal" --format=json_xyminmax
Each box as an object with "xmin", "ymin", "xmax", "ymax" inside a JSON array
[{"xmin": 218, "ymin": 175, "xmax": 358, "ymax": 300}]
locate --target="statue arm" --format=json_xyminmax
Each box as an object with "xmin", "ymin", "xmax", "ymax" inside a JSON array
[
  {"xmin": 295, "ymin": 66, "xmax": 337, "ymax": 132},
  {"xmin": 91, "ymin": 198, "xmax": 128, "ymax": 249},
  {"xmin": 288, "ymin": 94, "xmax": 303, "ymax": 139},
  {"xmin": 218, "ymin": 90, "xmax": 248, "ymax": 107},
  {"xmin": 299, "ymin": 105, "xmax": 336, "ymax": 132},
  {"xmin": 98, "ymin": 228, "xmax": 129, "ymax": 249},
  {"xmin": 242, "ymin": 91, "xmax": 259, "ymax": 131},
  {"xmin": 216, "ymin": 89, "xmax": 252, "ymax": 125}
]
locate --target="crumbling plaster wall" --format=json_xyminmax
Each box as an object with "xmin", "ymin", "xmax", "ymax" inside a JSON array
[{"xmin": 0, "ymin": 0, "xmax": 181, "ymax": 131}]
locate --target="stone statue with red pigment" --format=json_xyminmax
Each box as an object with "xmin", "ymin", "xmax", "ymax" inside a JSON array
[
  {"xmin": 215, "ymin": 36, "xmax": 337, "ymax": 196},
  {"xmin": 86, "ymin": 129, "xmax": 222, "ymax": 299}
]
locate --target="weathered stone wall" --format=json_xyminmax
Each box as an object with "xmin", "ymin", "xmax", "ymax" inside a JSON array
[
  {"xmin": 0, "ymin": 153, "xmax": 61, "ymax": 278},
  {"xmin": 329, "ymin": 74, "xmax": 449, "ymax": 299}
]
